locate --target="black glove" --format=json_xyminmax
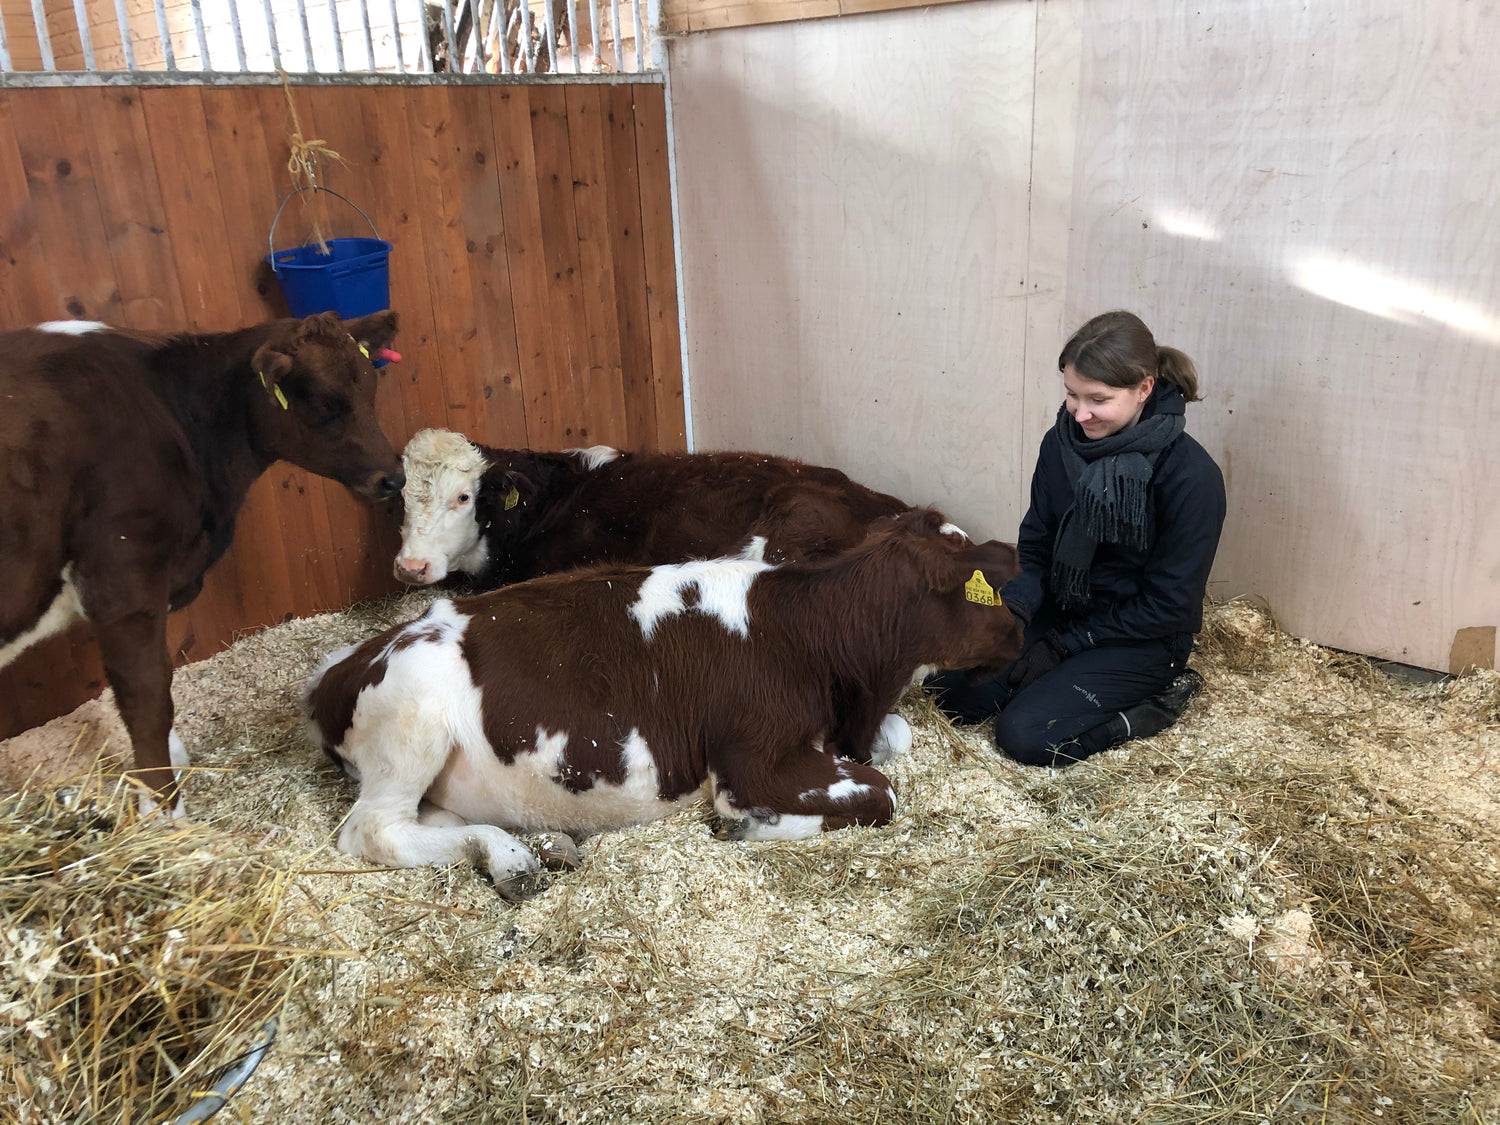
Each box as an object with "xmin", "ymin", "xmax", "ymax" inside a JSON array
[
  {"xmin": 1004, "ymin": 630, "xmax": 1070, "ymax": 693},
  {"xmin": 1006, "ymin": 600, "xmax": 1034, "ymax": 631}
]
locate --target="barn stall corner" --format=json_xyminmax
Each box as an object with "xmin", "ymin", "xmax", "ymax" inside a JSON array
[
  {"xmin": 4, "ymin": 0, "xmax": 1500, "ymax": 1122},
  {"xmin": 0, "ymin": 65, "xmax": 684, "ymax": 741}
]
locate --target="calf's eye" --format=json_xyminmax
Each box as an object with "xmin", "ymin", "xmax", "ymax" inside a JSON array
[{"xmin": 457, "ymin": 492, "xmax": 472, "ymax": 505}]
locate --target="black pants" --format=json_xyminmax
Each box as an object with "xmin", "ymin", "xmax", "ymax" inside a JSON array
[{"xmin": 926, "ymin": 634, "xmax": 1192, "ymax": 767}]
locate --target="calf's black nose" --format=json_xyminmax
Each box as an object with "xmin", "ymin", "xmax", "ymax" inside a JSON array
[{"xmin": 375, "ymin": 471, "xmax": 405, "ymax": 499}]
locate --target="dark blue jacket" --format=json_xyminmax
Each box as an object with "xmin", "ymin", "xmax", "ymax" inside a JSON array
[{"xmin": 998, "ymin": 382, "xmax": 1226, "ymax": 654}]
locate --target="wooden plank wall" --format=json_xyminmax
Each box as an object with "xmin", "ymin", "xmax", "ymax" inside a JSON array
[
  {"xmin": 660, "ymin": 0, "xmax": 983, "ymax": 35},
  {"xmin": 0, "ymin": 79, "xmax": 685, "ymax": 740}
]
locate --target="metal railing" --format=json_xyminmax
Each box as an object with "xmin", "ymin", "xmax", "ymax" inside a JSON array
[{"xmin": 0, "ymin": 0, "xmax": 654, "ymax": 77}]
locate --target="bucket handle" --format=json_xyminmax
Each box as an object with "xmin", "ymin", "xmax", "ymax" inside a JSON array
[{"xmin": 268, "ymin": 186, "xmax": 381, "ymax": 257}]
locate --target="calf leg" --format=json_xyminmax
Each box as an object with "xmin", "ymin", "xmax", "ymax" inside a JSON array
[
  {"xmin": 869, "ymin": 714, "xmax": 912, "ymax": 766},
  {"xmin": 94, "ymin": 608, "xmax": 182, "ymax": 812},
  {"xmin": 712, "ymin": 745, "xmax": 895, "ymax": 842},
  {"xmin": 416, "ymin": 803, "xmax": 580, "ymax": 871},
  {"xmin": 339, "ymin": 732, "xmax": 541, "ymax": 897},
  {"xmin": 340, "ymin": 798, "xmax": 541, "ymax": 899}
]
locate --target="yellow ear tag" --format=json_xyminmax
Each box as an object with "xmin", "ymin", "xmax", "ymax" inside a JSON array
[
  {"xmin": 258, "ymin": 371, "xmax": 267, "ymax": 387},
  {"xmin": 503, "ymin": 485, "xmax": 520, "ymax": 511},
  {"xmin": 964, "ymin": 569, "xmax": 996, "ymax": 606},
  {"xmin": 357, "ymin": 342, "xmax": 370, "ymax": 358},
  {"xmin": 274, "ymin": 385, "xmax": 289, "ymax": 410}
]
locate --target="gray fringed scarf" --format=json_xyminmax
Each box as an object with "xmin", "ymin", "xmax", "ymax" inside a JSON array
[{"xmin": 1050, "ymin": 401, "xmax": 1184, "ymax": 609}]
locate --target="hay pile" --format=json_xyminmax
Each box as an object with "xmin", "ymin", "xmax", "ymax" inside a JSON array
[
  {"xmin": 3, "ymin": 595, "xmax": 1498, "ymax": 1124},
  {"xmin": 0, "ymin": 772, "xmax": 322, "ymax": 1124}
]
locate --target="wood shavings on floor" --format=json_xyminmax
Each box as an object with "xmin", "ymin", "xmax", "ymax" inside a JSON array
[{"xmin": 3, "ymin": 595, "xmax": 1497, "ymax": 1124}]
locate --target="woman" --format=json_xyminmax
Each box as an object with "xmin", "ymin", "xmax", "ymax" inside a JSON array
[{"xmin": 929, "ymin": 310, "xmax": 1226, "ymax": 765}]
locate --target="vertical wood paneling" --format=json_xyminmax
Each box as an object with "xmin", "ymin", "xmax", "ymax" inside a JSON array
[
  {"xmin": 603, "ymin": 84, "xmax": 658, "ymax": 451},
  {"xmin": 402, "ymin": 86, "xmax": 493, "ymax": 445},
  {"xmin": 632, "ymin": 84, "xmax": 687, "ymax": 451},
  {"xmin": 6, "ymin": 88, "xmax": 120, "ymax": 322},
  {"xmin": 0, "ymin": 93, "xmax": 61, "ymax": 325},
  {"xmin": 530, "ymin": 85, "xmax": 593, "ymax": 449},
  {"xmin": 564, "ymin": 85, "xmax": 631, "ymax": 449},
  {"xmin": 0, "ymin": 80, "xmax": 683, "ymax": 741},
  {"xmin": 490, "ymin": 86, "xmax": 557, "ymax": 449},
  {"xmin": 77, "ymin": 89, "xmax": 186, "ymax": 332}
]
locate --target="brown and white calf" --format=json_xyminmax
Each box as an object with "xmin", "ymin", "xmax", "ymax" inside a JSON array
[
  {"xmin": 393, "ymin": 428, "xmax": 913, "ymax": 590},
  {"xmin": 306, "ymin": 509, "xmax": 1022, "ymax": 895},
  {"xmin": 0, "ymin": 311, "xmax": 406, "ymax": 810}
]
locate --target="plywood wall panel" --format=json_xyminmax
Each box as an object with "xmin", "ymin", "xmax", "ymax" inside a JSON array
[
  {"xmin": 1055, "ymin": 0, "xmax": 1500, "ymax": 671},
  {"xmin": 0, "ymin": 80, "xmax": 682, "ymax": 740},
  {"xmin": 669, "ymin": 0, "xmax": 1498, "ymax": 672},
  {"xmin": 671, "ymin": 5, "xmax": 1035, "ymax": 519}
]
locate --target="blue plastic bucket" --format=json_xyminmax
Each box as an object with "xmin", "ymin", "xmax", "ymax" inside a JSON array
[{"xmin": 266, "ymin": 188, "xmax": 393, "ymax": 321}]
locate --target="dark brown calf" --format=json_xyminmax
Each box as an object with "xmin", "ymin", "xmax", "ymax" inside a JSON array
[
  {"xmin": 306, "ymin": 509, "xmax": 1022, "ymax": 895},
  {"xmin": 0, "ymin": 312, "xmax": 405, "ymax": 810},
  {"xmin": 393, "ymin": 429, "xmax": 914, "ymax": 588}
]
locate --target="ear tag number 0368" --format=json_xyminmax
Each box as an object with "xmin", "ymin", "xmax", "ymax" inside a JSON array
[{"xmin": 964, "ymin": 570, "xmax": 996, "ymax": 606}]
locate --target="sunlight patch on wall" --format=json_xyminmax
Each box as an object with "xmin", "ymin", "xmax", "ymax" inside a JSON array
[
  {"xmin": 1154, "ymin": 208, "xmax": 1220, "ymax": 242},
  {"xmin": 1291, "ymin": 255, "xmax": 1500, "ymax": 343}
]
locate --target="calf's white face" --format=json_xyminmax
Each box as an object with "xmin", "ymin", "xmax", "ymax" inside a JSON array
[{"xmin": 395, "ymin": 429, "xmax": 490, "ymax": 585}]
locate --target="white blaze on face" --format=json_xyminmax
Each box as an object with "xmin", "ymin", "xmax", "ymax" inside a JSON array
[
  {"xmin": 938, "ymin": 522, "xmax": 970, "ymax": 542},
  {"xmin": 629, "ymin": 556, "xmax": 772, "ymax": 641},
  {"xmin": 396, "ymin": 429, "xmax": 490, "ymax": 583},
  {"xmin": 37, "ymin": 320, "xmax": 108, "ymax": 335}
]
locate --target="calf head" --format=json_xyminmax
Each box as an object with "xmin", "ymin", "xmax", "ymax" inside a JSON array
[
  {"xmin": 395, "ymin": 428, "xmax": 489, "ymax": 584},
  {"xmin": 867, "ymin": 509, "xmax": 1025, "ymax": 671},
  {"xmin": 253, "ymin": 311, "xmax": 404, "ymax": 501}
]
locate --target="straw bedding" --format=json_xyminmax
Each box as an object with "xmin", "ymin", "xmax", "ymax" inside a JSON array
[{"xmin": 2, "ymin": 594, "xmax": 1497, "ymax": 1124}]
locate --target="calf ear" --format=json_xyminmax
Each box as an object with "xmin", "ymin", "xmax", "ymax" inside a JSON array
[
  {"xmin": 482, "ymin": 467, "xmax": 536, "ymax": 513},
  {"xmin": 251, "ymin": 346, "xmax": 295, "ymax": 404},
  {"xmin": 294, "ymin": 311, "xmax": 345, "ymax": 340},
  {"xmin": 345, "ymin": 310, "xmax": 400, "ymax": 353},
  {"xmin": 956, "ymin": 540, "xmax": 1021, "ymax": 595}
]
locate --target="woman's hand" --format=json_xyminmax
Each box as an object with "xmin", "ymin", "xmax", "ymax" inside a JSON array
[{"xmin": 1004, "ymin": 631, "xmax": 1070, "ymax": 693}]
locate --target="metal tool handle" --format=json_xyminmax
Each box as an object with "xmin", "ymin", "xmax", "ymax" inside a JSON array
[{"xmin": 268, "ymin": 187, "xmax": 380, "ymax": 256}]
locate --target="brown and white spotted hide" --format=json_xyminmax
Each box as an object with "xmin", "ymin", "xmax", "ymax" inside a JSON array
[{"xmin": 307, "ymin": 509, "xmax": 1023, "ymax": 895}]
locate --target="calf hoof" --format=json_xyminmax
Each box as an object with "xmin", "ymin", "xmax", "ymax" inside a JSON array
[
  {"xmin": 714, "ymin": 808, "xmax": 779, "ymax": 841},
  {"xmin": 870, "ymin": 714, "xmax": 912, "ymax": 766},
  {"xmin": 713, "ymin": 817, "xmax": 748, "ymax": 842},
  {"xmin": 535, "ymin": 833, "xmax": 581, "ymax": 870},
  {"xmin": 137, "ymin": 787, "xmax": 188, "ymax": 821},
  {"xmin": 493, "ymin": 871, "xmax": 547, "ymax": 902}
]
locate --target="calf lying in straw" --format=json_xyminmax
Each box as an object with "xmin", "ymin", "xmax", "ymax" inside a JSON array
[{"xmin": 305, "ymin": 510, "xmax": 1022, "ymax": 896}]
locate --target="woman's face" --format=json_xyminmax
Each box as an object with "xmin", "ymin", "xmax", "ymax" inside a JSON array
[{"xmin": 1063, "ymin": 365, "xmax": 1154, "ymax": 440}]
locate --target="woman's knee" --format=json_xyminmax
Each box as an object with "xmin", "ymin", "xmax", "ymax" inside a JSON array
[
  {"xmin": 993, "ymin": 709, "xmax": 1127, "ymax": 767},
  {"xmin": 992, "ymin": 711, "xmax": 1060, "ymax": 766}
]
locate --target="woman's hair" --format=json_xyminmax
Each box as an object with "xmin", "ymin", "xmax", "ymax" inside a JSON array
[{"xmin": 1057, "ymin": 310, "xmax": 1201, "ymax": 402}]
